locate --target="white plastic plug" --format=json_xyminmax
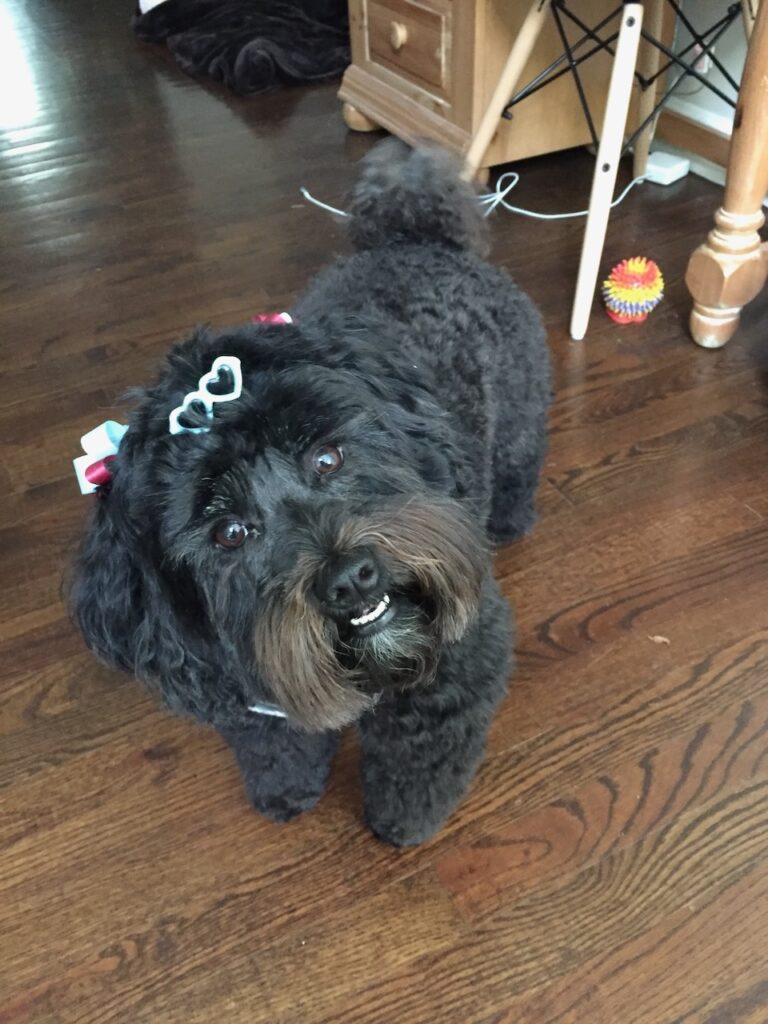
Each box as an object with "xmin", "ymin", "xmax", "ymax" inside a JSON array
[{"xmin": 644, "ymin": 150, "xmax": 691, "ymax": 186}]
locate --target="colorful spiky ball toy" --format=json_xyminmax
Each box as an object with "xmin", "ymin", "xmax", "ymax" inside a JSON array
[{"xmin": 602, "ymin": 257, "xmax": 664, "ymax": 324}]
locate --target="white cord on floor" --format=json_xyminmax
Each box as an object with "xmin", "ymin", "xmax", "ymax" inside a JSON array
[
  {"xmin": 299, "ymin": 172, "xmax": 647, "ymax": 222},
  {"xmin": 299, "ymin": 186, "xmax": 350, "ymax": 218},
  {"xmin": 478, "ymin": 171, "xmax": 646, "ymax": 219}
]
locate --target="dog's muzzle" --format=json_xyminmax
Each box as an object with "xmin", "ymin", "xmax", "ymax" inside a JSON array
[
  {"xmin": 252, "ymin": 498, "xmax": 489, "ymax": 732},
  {"xmin": 313, "ymin": 547, "xmax": 396, "ymax": 636}
]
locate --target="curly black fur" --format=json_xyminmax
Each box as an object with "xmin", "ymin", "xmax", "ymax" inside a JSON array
[{"xmin": 70, "ymin": 140, "xmax": 551, "ymax": 845}]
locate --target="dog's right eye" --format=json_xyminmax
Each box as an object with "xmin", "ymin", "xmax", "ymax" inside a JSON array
[
  {"xmin": 214, "ymin": 520, "xmax": 248, "ymax": 549},
  {"xmin": 312, "ymin": 444, "xmax": 344, "ymax": 476}
]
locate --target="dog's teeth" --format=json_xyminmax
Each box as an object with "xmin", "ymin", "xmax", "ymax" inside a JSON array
[{"xmin": 349, "ymin": 594, "xmax": 390, "ymax": 627}]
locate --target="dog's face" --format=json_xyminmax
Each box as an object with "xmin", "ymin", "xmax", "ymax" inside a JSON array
[{"xmin": 72, "ymin": 322, "xmax": 488, "ymax": 731}]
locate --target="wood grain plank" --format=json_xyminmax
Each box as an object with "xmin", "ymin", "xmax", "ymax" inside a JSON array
[
  {"xmin": 305, "ymin": 778, "xmax": 768, "ymax": 1024},
  {"xmin": 437, "ymin": 691, "xmax": 768, "ymax": 920},
  {"xmin": 488, "ymin": 862, "xmax": 768, "ymax": 1024}
]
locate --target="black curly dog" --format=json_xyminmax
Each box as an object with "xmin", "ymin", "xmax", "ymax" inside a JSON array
[{"xmin": 71, "ymin": 141, "xmax": 550, "ymax": 846}]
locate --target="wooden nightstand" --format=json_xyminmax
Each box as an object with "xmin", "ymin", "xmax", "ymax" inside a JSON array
[{"xmin": 338, "ymin": 0, "xmax": 672, "ymax": 179}]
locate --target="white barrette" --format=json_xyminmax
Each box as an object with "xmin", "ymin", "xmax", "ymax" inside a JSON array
[{"xmin": 169, "ymin": 356, "xmax": 243, "ymax": 435}]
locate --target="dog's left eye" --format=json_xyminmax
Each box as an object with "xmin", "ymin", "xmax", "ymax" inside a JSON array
[
  {"xmin": 214, "ymin": 519, "xmax": 249, "ymax": 549},
  {"xmin": 312, "ymin": 444, "xmax": 344, "ymax": 476}
]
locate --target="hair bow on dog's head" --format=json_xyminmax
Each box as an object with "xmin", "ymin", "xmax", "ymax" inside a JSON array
[
  {"xmin": 72, "ymin": 354, "xmax": 242, "ymax": 495},
  {"xmin": 74, "ymin": 314, "xmax": 292, "ymax": 490},
  {"xmin": 73, "ymin": 420, "xmax": 129, "ymax": 495},
  {"xmin": 251, "ymin": 312, "xmax": 292, "ymax": 326}
]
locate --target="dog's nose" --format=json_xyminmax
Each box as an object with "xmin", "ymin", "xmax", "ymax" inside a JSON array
[{"xmin": 316, "ymin": 549, "xmax": 382, "ymax": 612}]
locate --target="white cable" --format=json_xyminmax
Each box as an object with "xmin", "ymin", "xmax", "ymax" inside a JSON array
[
  {"xmin": 299, "ymin": 171, "xmax": 646, "ymax": 223},
  {"xmin": 299, "ymin": 186, "xmax": 350, "ymax": 218},
  {"xmin": 478, "ymin": 170, "xmax": 646, "ymax": 219}
]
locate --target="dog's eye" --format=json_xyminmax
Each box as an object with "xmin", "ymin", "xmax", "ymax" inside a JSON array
[
  {"xmin": 214, "ymin": 519, "xmax": 248, "ymax": 549},
  {"xmin": 312, "ymin": 444, "xmax": 344, "ymax": 476}
]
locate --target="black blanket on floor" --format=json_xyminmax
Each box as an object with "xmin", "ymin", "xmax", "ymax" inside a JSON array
[{"xmin": 133, "ymin": 0, "xmax": 350, "ymax": 96}]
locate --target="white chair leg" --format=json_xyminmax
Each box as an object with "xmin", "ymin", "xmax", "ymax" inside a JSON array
[
  {"xmin": 570, "ymin": 4, "xmax": 644, "ymax": 341},
  {"xmin": 741, "ymin": 0, "xmax": 758, "ymax": 36}
]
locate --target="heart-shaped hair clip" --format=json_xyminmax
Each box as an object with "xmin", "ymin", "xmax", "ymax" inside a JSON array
[{"xmin": 169, "ymin": 356, "xmax": 243, "ymax": 435}]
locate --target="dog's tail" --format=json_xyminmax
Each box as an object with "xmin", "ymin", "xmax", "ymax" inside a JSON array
[{"xmin": 348, "ymin": 139, "xmax": 487, "ymax": 256}]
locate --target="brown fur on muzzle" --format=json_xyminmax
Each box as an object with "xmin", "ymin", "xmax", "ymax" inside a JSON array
[{"xmin": 253, "ymin": 499, "xmax": 488, "ymax": 731}]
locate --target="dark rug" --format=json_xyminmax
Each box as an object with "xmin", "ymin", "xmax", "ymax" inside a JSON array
[{"xmin": 133, "ymin": 0, "xmax": 350, "ymax": 96}]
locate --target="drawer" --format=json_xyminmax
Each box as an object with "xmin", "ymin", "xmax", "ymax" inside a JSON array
[{"xmin": 365, "ymin": 0, "xmax": 451, "ymax": 94}]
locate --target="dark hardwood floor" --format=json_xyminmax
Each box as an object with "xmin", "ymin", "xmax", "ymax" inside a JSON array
[{"xmin": 2, "ymin": 2, "xmax": 768, "ymax": 1022}]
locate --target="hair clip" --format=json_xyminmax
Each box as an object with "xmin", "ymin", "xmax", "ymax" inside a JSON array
[
  {"xmin": 73, "ymin": 420, "xmax": 129, "ymax": 495},
  {"xmin": 169, "ymin": 356, "xmax": 243, "ymax": 436}
]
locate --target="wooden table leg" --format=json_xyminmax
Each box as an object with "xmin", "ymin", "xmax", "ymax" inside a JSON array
[
  {"xmin": 685, "ymin": 0, "xmax": 768, "ymax": 348},
  {"xmin": 633, "ymin": 0, "xmax": 666, "ymax": 178},
  {"xmin": 342, "ymin": 103, "xmax": 382, "ymax": 133}
]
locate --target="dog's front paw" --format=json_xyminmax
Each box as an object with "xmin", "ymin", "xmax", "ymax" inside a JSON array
[
  {"xmin": 228, "ymin": 726, "xmax": 338, "ymax": 824},
  {"xmin": 361, "ymin": 741, "xmax": 479, "ymax": 845},
  {"xmin": 365, "ymin": 809, "xmax": 442, "ymax": 847},
  {"xmin": 244, "ymin": 780, "xmax": 325, "ymax": 823},
  {"xmin": 363, "ymin": 782, "xmax": 449, "ymax": 846}
]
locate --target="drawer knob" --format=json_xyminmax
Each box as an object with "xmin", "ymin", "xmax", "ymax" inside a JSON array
[{"xmin": 389, "ymin": 21, "xmax": 408, "ymax": 51}]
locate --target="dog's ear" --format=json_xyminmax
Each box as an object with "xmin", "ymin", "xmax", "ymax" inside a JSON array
[
  {"xmin": 69, "ymin": 450, "xmax": 200, "ymax": 688},
  {"xmin": 70, "ymin": 471, "xmax": 155, "ymax": 676},
  {"xmin": 70, "ymin": 453, "xmax": 238, "ymax": 725}
]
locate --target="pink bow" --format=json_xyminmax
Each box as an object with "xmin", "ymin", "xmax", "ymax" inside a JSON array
[
  {"xmin": 84, "ymin": 456, "xmax": 116, "ymax": 488},
  {"xmin": 251, "ymin": 312, "xmax": 293, "ymax": 325},
  {"xmin": 73, "ymin": 421, "xmax": 128, "ymax": 495}
]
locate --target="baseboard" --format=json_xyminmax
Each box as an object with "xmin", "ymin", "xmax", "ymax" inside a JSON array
[{"xmin": 656, "ymin": 109, "xmax": 731, "ymax": 169}]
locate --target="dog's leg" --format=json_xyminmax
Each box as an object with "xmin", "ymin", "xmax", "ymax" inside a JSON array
[
  {"xmin": 220, "ymin": 718, "xmax": 338, "ymax": 822},
  {"xmin": 488, "ymin": 416, "xmax": 548, "ymax": 544},
  {"xmin": 488, "ymin": 450, "xmax": 541, "ymax": 543},
  {"xmin": 359, "ymin": 582, "xmax": 512, "ymax": 846}
]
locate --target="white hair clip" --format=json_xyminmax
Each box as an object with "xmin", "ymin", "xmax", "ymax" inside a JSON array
[{"xmin": 169, "ymin": 356, "xmax": 243, "ymax": 435}]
